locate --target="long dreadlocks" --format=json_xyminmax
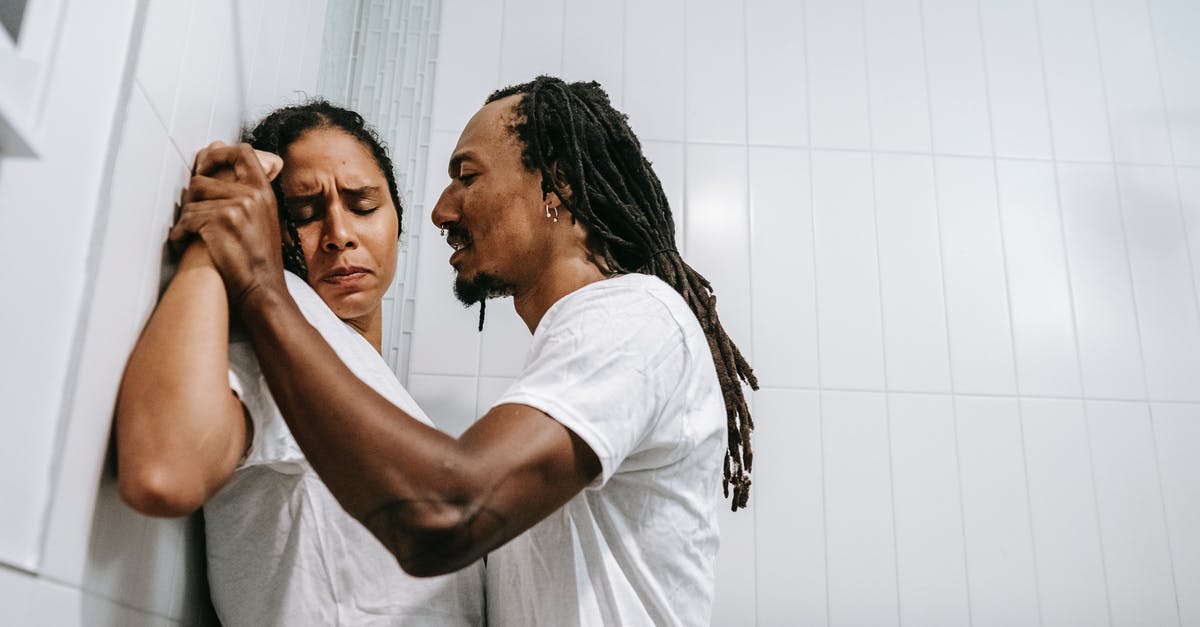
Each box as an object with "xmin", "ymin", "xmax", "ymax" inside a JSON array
[{"xmin": 486, "ymin": 76, "xmax": 759, "ymax": 510}]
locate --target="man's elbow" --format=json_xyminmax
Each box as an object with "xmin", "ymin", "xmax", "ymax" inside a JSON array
[
  {"xmin": 364, "ymin": 503, "xmax": 482, "ymax": 577},
  {"xmin": 118, "ymin": 464, "xmax": 206, "ymax": 518}
]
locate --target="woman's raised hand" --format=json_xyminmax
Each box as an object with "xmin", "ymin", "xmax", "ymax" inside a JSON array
[{"xmin": 170, "ymin": 141, "xmax": 287, "ymax": 308}]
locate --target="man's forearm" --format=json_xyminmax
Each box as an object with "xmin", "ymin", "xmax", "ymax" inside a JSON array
[{"xmin": 234, "ymin": 287, "xmax": 481, "ymax": 557}]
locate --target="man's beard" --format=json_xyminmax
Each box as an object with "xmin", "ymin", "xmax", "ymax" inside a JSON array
[{"xmin": 454, "ymin": 271, "xmax": 515, "ymax": 305}]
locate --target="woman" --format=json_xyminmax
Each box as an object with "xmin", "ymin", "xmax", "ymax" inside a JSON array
[{"xmin": 115, "ymin": 101, "xmax": 484, "ymax": 626}]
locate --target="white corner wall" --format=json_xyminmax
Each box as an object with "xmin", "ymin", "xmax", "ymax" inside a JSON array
[
  {"xmin": 411, "ymin": 0, "xmax": 1200, "ymax": 625},
  {"xmin": 0, "ymin": 0, "xmax": 328, "ymax": 624}
]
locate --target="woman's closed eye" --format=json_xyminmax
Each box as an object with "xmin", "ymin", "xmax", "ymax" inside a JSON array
[{"xmin": 287, "ymin": 203, "xmax": 319, "ymax": 225}]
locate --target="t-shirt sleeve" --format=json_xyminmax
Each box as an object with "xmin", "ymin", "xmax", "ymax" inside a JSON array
[
  {"xmin": 493, "ymin": 288, "xmax": 688, "ymax": 488},
  {"xmin": 227, "ymin": 340, "xmax": 306, "ymax": 472}
]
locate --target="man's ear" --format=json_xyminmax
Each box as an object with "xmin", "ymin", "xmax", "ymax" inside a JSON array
[{"xmin": 544, "ymin": 163, "xmax": 572, "ymax": 204}]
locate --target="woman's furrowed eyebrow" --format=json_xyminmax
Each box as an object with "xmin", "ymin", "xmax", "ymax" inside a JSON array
[{"xmin": 340, "ymin": 185, "xmax": 383, "ymax": 198}]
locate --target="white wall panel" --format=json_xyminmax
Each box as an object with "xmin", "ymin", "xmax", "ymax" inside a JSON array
[
  {"xmin": 822, "ymin": 391, "xmax": 899, "ymax": 627},
  {"xmin": 0, "ymin": 0, "xmax": 142, "ymax": 570},
  {"xmin": 922, "ymin": 0, "xmax": 992, "ymax": 156},
  {"xmin": 874, "ymin": 154, "xmax": 952, "ymax": 393},
  {"xmin": 498, "ymin": 0, "xmax": 563, "ymax": 88},
  {"xmin": 430, "ymin": 0, "xmax": 502, "ymax": 134},
  {"xmin": 1088, "ymin": 400, "xmax": 1180, "ymax": 627},
  {"xmin": 1093, "ymin": 0, "xmax": 1173, "ymax": 165},
  {"xmin": 40, "ymin": 89, "xmax": 172, "ymax": 587},
  {"xmin": 685, "ymin": 143, "xmax": 752, "ymax": 347},
  {"xmin": 889, "ymin": 393, "xmax": 970, "ymax": 627},
  {"xmin": 623, "ymin": 0, "xmax": 685, "ymax": 142},
  {"xmin": 135, "ymin": 0, "xmax": 196, "ymax": 124},
  {"xmin": 863, "ymin": 0, "xmax": 931, "ymax": 153},
  {"xmin": 1037, "ymin": 0, "xmax": 1113, "ymax": 162},
  {"xmin": 979, "ymin": 0, "xmax": 1053, "ymax": 159},
  {"xmin": 407, "ymin": 373, "xmax": 479, "ymax": 438},
  {"xmin": 685, "ymin": 0, "xmax": 745, "ymax": 145},
  {"xmin": 936, "ymin": 157, "xmax": 1017, "ymax": 395},
  {"xmin": 804, "ymin": 0, "xmax": 869, "ymax": 150},
  {"xmin": 1150, "ymin": 0, "xmax": 1200, "ymax": 166},
  {"xmin": 749, "ymin": 147, "xmax": 817, "ymax": 389},
  {"xmin": 812, "ymin": 150, "xmax": 885, "ymax": 390},
  {"xmin": 1179, "ymin": 167, "xmax": 1200, "ymax": 305},
  {"xmin": 753, "ymin": 390, "xmax": 824, "ymax": 626},
  {"xmin": 478, "ymin": 301, "xmax": 533, "ymax": 378},
  {"xmin": 1020, "ymin": 399, "xmax": 1110, "ymax": 627},
  {"xmin": 1117, "ymin": 166, "xmax": 1200, "ymax": 401},
  {"xmin": 561, "ymin": 0, "xmax": 623, "ymax": 106},
  {"xmin": 1154, "ymin": 402, "xmax": 1200, "ymax": 626},
  {"xmin": 955, "ymin": 397, "xmax": 1040, "ymax": 627},
  {"xmin": 1057, "ymin": 163, "xmax": 1146, "ymax": 400},
  {"xmin": 408, "ymin": 130, "xmax": 483, "ymax": 376},
  {"xmin": 996, "ymin": 159, "xmax": 1082, "ymax": 398},
  {"xmin": 244, "ymin": 0, "xmax": 289, "ymax": 118},
  {"xmin": 746, "ymin": 0, "xmax": 806, "ymax": 147}
]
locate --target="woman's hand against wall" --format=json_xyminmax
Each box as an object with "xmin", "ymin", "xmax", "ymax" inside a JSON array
[{"xmin": 170, "ymin": 142, "xmax": 287, "ymax": 308}]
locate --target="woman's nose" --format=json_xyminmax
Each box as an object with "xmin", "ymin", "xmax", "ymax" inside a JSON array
[{"xmin": 321, "ymin": 206, "xmax": 357, "ymax": 251}]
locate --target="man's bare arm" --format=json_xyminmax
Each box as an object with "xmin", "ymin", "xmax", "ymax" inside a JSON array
[{"xmin": 237, "ymin": 287, "xmax": 600, "ymax": 576}]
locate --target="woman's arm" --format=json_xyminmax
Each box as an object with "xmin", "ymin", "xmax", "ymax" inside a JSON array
[{"xmin": 115, "ymin": 241, "xmax": 248, "ymax": 518}]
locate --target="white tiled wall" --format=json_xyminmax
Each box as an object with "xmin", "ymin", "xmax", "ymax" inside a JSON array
[
  {"xmin": 413, "ymin": 0, "xmax": 1200, "ymax": 624},
  {"xmin": 0, "ymin": 0, "xmax": 327, "ymax": 624}
]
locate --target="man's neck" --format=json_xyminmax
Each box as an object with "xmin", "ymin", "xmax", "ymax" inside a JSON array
[{"xmin": 512, "ymin": 257, "xmax": 608, "ymax": 334}]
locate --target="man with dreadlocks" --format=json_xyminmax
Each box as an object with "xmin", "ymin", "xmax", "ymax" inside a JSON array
[{"xmin": 178, "ymin": 76, "xmax": 756, "ymax": 626}]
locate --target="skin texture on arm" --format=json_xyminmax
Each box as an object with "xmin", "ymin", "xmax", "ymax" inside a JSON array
[{"xmin": 115, "ymin": 241, "xmax": 247, "ymax": 517}]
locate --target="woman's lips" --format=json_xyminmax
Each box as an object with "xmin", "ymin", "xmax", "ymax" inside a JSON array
[{"xmin": 322, "ymin": 267, "xmax": 371, "ymax": 286}]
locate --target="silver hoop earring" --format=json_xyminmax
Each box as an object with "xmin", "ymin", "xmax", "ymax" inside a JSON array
[{"xmin": 545, "ymin": 205, "xmax": 559, "ymax": 223}]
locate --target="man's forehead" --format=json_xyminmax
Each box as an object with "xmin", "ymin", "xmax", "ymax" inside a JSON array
[{"xmin": 450, "ymin": 95, "xmax": 523, "ymax": 167}]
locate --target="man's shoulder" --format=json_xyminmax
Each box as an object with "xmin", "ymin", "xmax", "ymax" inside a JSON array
[{"xmin": 552, "ymin": 273, "xmax": 691, "ymax": 322}]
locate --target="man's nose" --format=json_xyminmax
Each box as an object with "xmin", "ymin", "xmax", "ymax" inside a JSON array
[{"xmin": 430, "ymin": 184, "xmax": 459, "ymax": 229}]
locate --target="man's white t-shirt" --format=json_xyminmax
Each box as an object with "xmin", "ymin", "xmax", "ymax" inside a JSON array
[
  {"xmin": 204, "ymin": 272, "xmax": 485, "ymax": 627},
  {"xmin": 487, "ymin": 273, "xmax": 725, "ymax": 627}
]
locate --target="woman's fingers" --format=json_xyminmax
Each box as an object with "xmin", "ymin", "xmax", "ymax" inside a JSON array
[
  {"xmin": 255, "ymin": 150, "xmax": 283, "ymax": 181},
  {"xmin": 194, "ymin": 143, "xmax": 270, "ymax": 187}
]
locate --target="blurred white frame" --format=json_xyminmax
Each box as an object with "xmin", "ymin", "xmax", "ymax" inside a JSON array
[{"xmin": 0, "ymin": 0, "xmax": 67, "ymax": 157}]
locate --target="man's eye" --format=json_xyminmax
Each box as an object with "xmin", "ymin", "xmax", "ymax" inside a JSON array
[
  {"xmin": 459, "ymin": 173, "xmax": 477, "ymax": 185},
  {"xmin": 353, "ymin": 205, "xmax": 380, "ymax": 216}
]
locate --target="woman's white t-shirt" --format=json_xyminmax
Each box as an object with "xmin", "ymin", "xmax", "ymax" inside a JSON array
[
  {"xmin": 204, "ymin": 272, "xmax": 484, "ymax": 627},
  {"xmin": 486, "ymin": 273, "xmax": 725, "ymax": 627}
]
